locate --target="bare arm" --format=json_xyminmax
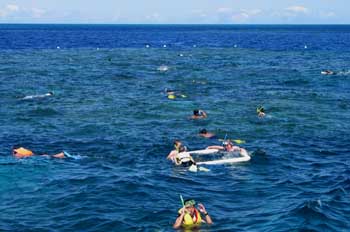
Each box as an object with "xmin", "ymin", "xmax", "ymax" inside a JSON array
[
  {"xmin": 198, "ymin": 203, "xmax": 213, "ymax": 224},
  {"xmin": 167, "ymin": 150, "xmax": 177, "ymax": 160},
  {"xmin": 173, "ymin": 208, "xmax": 186, "ymax": 229},
  {"xmin": 206, "ymin": 145, "xmax": 224, "ymax": 150}
]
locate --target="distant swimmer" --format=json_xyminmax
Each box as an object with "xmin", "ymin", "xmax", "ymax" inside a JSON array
[
  {"xmin": 256, "ymin": 106, "xmax": 266, "ymax": 118},
  {"xmin": 206, "ymin": 140, "xmax": 241, "ymax": 152},
  {"xmin": 173, "ymin": 198, "xmax": 213, "ymax": 229},
  {"xmin": 198, "ymin": 129, "xmax": 215, "ymax": 139},
  {"xmin": 13, "ymin": 146, "xmax": 68, "ymax": 159},
  {"xmin": 157, "ymin": 65, "xmax": 169, "ymax": 72},
  {"xmin": 321, "ymin": 70, "xmax": 336, "ymax": 75},
  {"xmin": 164, "ymin": 88, "xmax": 187, "ymax": 99},
  {"xmin": 22, "ymin": 92, "xmax": 54, "ymax": 100},
  {"xmin": 191, "ymin": 109, "xmax": 207, "ymax": 119}
]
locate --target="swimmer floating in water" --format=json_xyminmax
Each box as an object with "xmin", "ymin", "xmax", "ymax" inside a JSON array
[
  {"xmin": 321, "ymin": 70, "xmax": 336, "ymax": 75},
  {"xmin": 167, "ymin": 140, "xmax": 195, "ymax": 167},
  {"xmin": 191, "ymin": 109, "xmax": 207, "ymax": 119},
  {"xmin": 206, "ymin": 140, "xmax": 241, "ymax": 152},
  {"xmin": 164, "ymin": 88, "xmax": 187, "ymax": 99},
  {"xmin": 22, "ymin": 92, "xmax": 54, "ymax": 100},
  {"xmin": 13, "ymin": 146, "xmax": 68, "ymax": 159},
  {"xmin": 173, "ymin": 198, "xmax": 213, "ymax": 229},
  {"xmin": 257, "ymin": 106, "xmax": 266, "ymax": 118},
  {"xmin": 198, "ymin": 129, "xmax": 215, "ymax": 139}
]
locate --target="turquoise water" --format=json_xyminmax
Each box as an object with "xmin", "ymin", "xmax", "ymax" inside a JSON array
[{"xmin": 0, "ymin": 25, "xmax": 350, "ymax": 231}]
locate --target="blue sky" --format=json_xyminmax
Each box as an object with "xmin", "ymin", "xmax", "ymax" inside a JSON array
[{"xmin": 0, "ymin": 0, "xmax": 349, "ymax": 24}]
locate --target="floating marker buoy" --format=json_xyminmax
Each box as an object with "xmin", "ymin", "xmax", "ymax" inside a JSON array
[
  {"xmin": 146, "ymin": 44, "xmax": 150, "ymax": 48},
  {"xmin": 57, "ymin": 46, "xmax": 60, "ymax": 49},
  {"xmin": 304, "ymin": 45, "xmax": 308, "ymax": 49},
  {"xmin": 234, "ymin": 44, "xmax": 237, "ymax": 48},
  {"xmin": 193, "ymin": 45, "xmax": 197, "ymax": 48},
  {"xmin": 163, "ymin": 44, "xmax": 167, "ymax": 48},
  {"xmin": 168, "ymin": 94, "xmax": 176, "ymax": 99}
]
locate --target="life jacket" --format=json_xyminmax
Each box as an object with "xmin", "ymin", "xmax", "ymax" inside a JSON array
[
  {"xmin": 13, "ymin": 147, "xmax": 34, "ymax": 158},
  {"xmin": 175, "ymin": 152, "xmax": 191, "ymax": 164},
  {"xmin": 178, "ymin": 208, "xmax": 202, "ymax": 226}
]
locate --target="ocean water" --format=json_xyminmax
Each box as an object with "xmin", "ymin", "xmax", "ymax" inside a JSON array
[{"xmin": 0, "ymin": 24, "xmax": 350, "ymax": 231}]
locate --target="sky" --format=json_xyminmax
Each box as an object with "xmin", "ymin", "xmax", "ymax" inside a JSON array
[{"xmin": 0, "ymin": 0, "xmax": 349, "ymax": 24}]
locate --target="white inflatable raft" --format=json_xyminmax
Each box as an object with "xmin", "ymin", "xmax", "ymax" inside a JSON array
[{"xmin": 179, "ymin": 148, "xmax": 251, "ymax": 165}]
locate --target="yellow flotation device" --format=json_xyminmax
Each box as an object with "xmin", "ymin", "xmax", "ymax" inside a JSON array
[
  {"xmin": 13, "ymin": 147, "xmax": 34, "ymax": 158},
  {"xmin": 178, "ymin": 208, "xmax": 202, "ymax": 226},
  {"xmin": 168, "ymin": 94, "xmax": 176, "ymax": 99}
]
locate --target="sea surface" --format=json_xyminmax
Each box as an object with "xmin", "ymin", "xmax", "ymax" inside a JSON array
[{"xmin": 0, "ymin": 24, "xmax": 350, "ymax": 231}]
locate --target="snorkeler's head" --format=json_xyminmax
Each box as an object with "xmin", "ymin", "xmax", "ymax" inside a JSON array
[{"xmin": 200, "ymin": 129, "xmax": 207, "ymax": 134}]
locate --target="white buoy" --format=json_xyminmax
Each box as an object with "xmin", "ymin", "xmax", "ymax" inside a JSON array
[
  {"xmin": 57, "ymin": 46, "xmax": 60, "ymax": 49},
  {"xmin": 304, "ymin": 45, "xmax": 308, "ymax": 49},
  {"xmin": 179, "ymin": 53, "xmax": 184, "ymax": 57},
  {"xmin": 146, "ymin": 44, "xmax": 150, "ymax": 48},
  {"xmin": 96, "ymin": 47, "xmax": 99, "ymax": 50},
  {"xmin": 163, "ymin": 44, "xmax": 167, "ymax": 48},
  {"xmin": 193, "ymin": 45, "xmax": 197, "ymax": 48},
  {"xmin": 234, "ymin": 44, "xmax": 237, "ymax": 48}
]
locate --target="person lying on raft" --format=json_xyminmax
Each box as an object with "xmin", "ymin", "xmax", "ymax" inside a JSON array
[
  {"xmin": 191, "ymin": 109, "xmax": 207, "ymax": 119},
  {"xmin": 167, "ymin": 140, "xmax": 195, "ymax": 166},
  {"xmin": 22, "ymin": 92, "xmax": 54, "ymax": 100},
  {"xmin": 173, "ymin": 199, "xmax": 213, "ymax": 229},
  {"xmin": 13, "ymin": 147, "xmax": 67, "ymax": 159},
  {"xmin": 206, "ymin": 140, "xmax": 241, "ymax": 152},
  {"xmin": 198, "ymin": 129, "xmax": 216, "ymax": 139}
]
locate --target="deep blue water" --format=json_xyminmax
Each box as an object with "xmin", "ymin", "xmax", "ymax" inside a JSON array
[{"xmin": 0, "ymin": 24, "xmax": 350, "ymax": 231}]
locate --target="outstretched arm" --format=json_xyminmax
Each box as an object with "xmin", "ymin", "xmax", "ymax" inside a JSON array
[{"xmin": 206, "ymin": 145, "xmax": 224, "ymax": 150}]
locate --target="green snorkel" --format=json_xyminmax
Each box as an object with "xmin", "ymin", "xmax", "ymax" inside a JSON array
[{"xmin": 180, "ymin": 194, "xmax": 185, "ymax": 207}]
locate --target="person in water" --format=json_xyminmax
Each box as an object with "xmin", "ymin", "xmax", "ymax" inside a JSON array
[
  {"xmin": 206, "ymin": 140, "xmax": 241, "ymax": 152},
  {"xmin": 322, "ymin": 70, "xmax": 336, "ymax": 75},
  {"xmin": 191, "ymin": 109, "xmax": 207, "ymax": 119},
  {"xmin": 12, "ymin": 147, "xmax": 67, "ymax": 159},
  {"xmin": 257, "ymin": 106, "xmax": 266, "ymax": 118},
  {"xmin": 22, "ymin": 92, "xmax": 54, "ymax": 100},
  {"xmin": 164, "ymin": 88, "xmax": 186, "ymax": 99},
  {"xmin": 173, "ymin": 199, "xmax": 213, "ymax": 229},
  {"xmin": 167, "ymin": 140, "xmax": 195, "ymax": 166},
  {"xmin": 198, "ymin": 129, "xmax": 215, "ymax": 139}
]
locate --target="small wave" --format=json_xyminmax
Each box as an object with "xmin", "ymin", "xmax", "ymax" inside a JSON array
[{"xmin": 26, "ymin": 107, "xmax": 59, "ymax": 117}]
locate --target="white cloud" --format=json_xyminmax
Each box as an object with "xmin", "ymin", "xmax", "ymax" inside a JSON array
[
  {"xmin": 231, "ymin": 9, "xmax": 262, "ymax": 23},
  {"xmin": 146, "ymin": 13, "xmax": 161, "ymax": 21},
  {"xmin": 0, "ymin": 4, "xmax": 20, "ymax": 17},
  {"xmin": 320, "ymin": 11, "xmax": 335, "ymax": 18},
  {"xmin": 217, "ymin": 7, "xmax": 232, "ymax": 13},
  {"xmin": 0, "ymin": 4, "xmax": 47, "ymax": 19},
  {"xmin": 286, "ymin": 6, "xmax": 309, "ymax": 14},
  {"xmin": 31, "ymin": 8, "xmax": 46, "ymax": 18}
]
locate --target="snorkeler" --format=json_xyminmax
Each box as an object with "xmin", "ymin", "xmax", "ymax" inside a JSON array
[
  {"xmin": 256, "ymin": 106, "xmax": 266, "ymax": 118},
  {"xmin": 173, "ymin": 199, "xmax": 213, "ymax": 229},
  {"xmin": 167, "ymin": 140, "xmax": 195, "ymax": 166},
  {"xmin": 198, "ymin": 129, "xmax": 215, "ymax": 139},
  {"xmin": 12, "ymin": 146, "xmax": 68, "ymax": 159},
  {"xmin": 191, "ymin": 109, "xmax": 207, "ymax": 119},
  {"xmin": 164, "ymin": 88, "xmax": 187, "ymax": 99},
  {"xmin": 206, "ymin": 140, "xmax": 241, "ymax": 152},
  {"xmin": 22, "ymin": 92, "xmax": 54, "ymax": 100}
]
